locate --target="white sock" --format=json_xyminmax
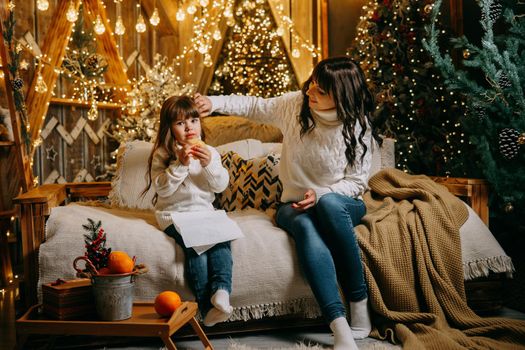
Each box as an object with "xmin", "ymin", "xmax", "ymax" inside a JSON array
[
  {"xmin": 329, "ymin": 317, "xmax": 358, "ymax": 350},
  {"xmin": 203, "ymin": 306, "xmax": 232, "ymax": 327},
  {"xmin": 350, "ymin": 297, "xmax": 372, "ymax": 339},
  {"xmin": 211, "ymin": 289, "xmax": 232, "ymax": 313}
]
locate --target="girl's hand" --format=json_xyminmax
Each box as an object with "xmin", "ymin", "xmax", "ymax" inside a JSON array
[
  {"xmin": 175, "ymin": 144, "xmax": 192, "ymax": 166},
  {"xmin": 194, "ymin": 93, "xmax": 212, "ymax": 116},
  {"xmin": 291, "ymin": 189, "xmax": 316, "ymax": 211},
  {"xmin": 191, "ymin": 144, "xmax": 212, "ymax": 167}
]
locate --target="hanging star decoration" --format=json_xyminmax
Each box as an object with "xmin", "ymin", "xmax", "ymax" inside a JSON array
[
  {"xmin": 19, "ymin": 59, "xmax": 29, "ymax": 70},
  {"xmin": 46, "ymin": 145, "xmax": 58, "ymax": 161}
]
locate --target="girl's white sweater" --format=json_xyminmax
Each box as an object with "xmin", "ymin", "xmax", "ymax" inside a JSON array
[
  {"xmin": 152, "ymin": 145, "xmax": 229, "ymax": 231},
  {"xmin": 209, "ymin": 91, "xmax": 372, "ymax": 203}
]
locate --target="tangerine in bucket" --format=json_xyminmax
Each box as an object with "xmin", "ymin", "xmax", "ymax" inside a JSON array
[
  {"xmin": 107, "ymin": 251, "xmax": 134, "ymax": 274},
  {"xmin": 154, "ymin": 291, "xmax": 182, "ymax": 317}
]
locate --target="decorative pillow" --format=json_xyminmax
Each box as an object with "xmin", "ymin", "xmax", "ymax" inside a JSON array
[
  {"xmin": 216, "ymin": 151, "xmax": 282, "ymax": 211},
  {"xmin": 215, "ymin": 139, "xmax": 265, "ymax": 159},
  {"xmin": 202, "ymin": 116, "xmax": 283, "ymax": 146},
  {"xmin": 108, "ymin": 140, "xmax": 155, "ymax": 210}
]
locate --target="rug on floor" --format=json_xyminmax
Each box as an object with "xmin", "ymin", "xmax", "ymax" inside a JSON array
[{"xmin": 227, "ymin": 339, "xmax": 396, "ymax": 350}]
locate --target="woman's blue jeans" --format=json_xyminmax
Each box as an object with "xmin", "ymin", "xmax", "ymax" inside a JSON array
[
  {"xmin": 164, "ymin": 224, "xmax": 233, "ymax": 317},
  {"xmin": 276, "ymin": 192, "xmax": 367, "ymax": 323}
]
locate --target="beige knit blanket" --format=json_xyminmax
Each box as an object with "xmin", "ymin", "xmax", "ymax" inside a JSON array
[{"xmin": 357, "ymin": 168, "xmax": 525, "ymax": 349}]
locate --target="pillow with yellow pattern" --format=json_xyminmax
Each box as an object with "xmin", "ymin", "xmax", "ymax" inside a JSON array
[{"xmin": 216, "ymin": 151, "xmax": 282, "ymax": 211}]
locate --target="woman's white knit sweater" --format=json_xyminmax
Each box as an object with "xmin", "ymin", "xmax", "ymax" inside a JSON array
[
  {"xmin": 209, "ymin": 91, "xmax": 372, "ymax": 203},
  {"xmin": 152, "ymin": 145, "xmax": 229, "ymax": 231}
]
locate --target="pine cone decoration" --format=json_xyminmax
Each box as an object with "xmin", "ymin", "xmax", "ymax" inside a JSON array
[
  {"xmin": 12, "ymin": 77, "xmax": 24, "ymax": 91},
  {"xmin": 481, "ymin": 1, "xmax": 503, "ymax": 22},
  {"xmin": 498, "ymin": 72, "xmax": 512, "ymax": 89},
  {"xmin": 85, "ymin": 54, "xmax": 100, "ymax": 71},
  {"xmin": 499, "ymin": 128, "xmax": 520, "ymax": 160}
]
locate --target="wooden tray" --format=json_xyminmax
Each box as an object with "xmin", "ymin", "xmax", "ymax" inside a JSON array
[{"xmin": 16, "ymin": 301, "xmax": 213, "ymax": 350}]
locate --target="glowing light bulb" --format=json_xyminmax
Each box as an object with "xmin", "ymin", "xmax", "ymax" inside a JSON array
[
  {"xmin": 66, "ymin": 1, "xmax": 78, "ymax": 23},
  {"xmin": 187, "ymin": 3, "xmax": 197, "ymax": 14},
  {"xmin": 292, "ymin": 49, "xmax": 300, "ymax": 58},
  {"xmin": 115, "ymin": 16, "xmax": 126, "ymax": 35},
  {"xmin": 226, "ymin": 17, "xmax": 235, "ymax": 26},
  {"xmin": 276, "ymin": 26, "xmax": 284, "ymax": 36},
  {"xmin": 198, "ymin": 44, "xmax": 208, "ymax": 54},
  {"xmin": 35, "ymin": 73, "xmax": 48, "ymax": 94},
  {"xmin": 94, "ymin": 15, "xmax": 105, "ymax": 35},
  {"xmin": 203, "ymin": 53, "xmax": 213, "ymax": 67},
  {"xmin": 224, "ymin": 7, "xmax": 233, "ymax": 17},
  {"xmin": 37, "ymin": 0, "xmax": 49, "ymax": 11},
  {"xmin": 87, "ymin": 101, "xmax": 98, "ymax": 121},
  {"xmin": 135, "ymin": 14, "xmax": 146, "ymax": 33},
  {"xmin": 212, "ymin": 29, "xmax": 221, "ymax": 41},
  {"xmin": 199, "ymin": 0, "xmax": 209, "ymax": 7},
  {"xmin": 176, "ymin": 8, "xmax": 186, "ymax": 21},
  {"xmin": 149, "ymin": 8, "xmax": 160, "ymax": 26}
]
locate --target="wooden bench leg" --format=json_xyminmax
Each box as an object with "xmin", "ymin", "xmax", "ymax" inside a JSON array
[{"xmin": 189, "ymin": 317, "xmax": 214, "ymax": 350}]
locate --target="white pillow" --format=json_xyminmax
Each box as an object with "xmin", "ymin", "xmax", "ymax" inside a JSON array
[
  {"xmin": 215, "ymin": 139, "xmax": 265, "ymax": 159},
  {"xmin": 109, "ymin": 140, "xmax": 155, "ymax": 210}
]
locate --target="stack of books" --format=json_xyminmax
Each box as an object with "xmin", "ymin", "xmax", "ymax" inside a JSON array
[{"xmin": 42, "ymin": 278, "xmax": 95, "ymax": 320}]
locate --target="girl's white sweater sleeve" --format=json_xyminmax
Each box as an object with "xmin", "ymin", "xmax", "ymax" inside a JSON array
[
  {"xmin": 208, "ymin": 91, "xmax": 302, "ymax": 129},
  {"xmin": 202, "ymin": 147, "xmax": 229, "ymax": 193},
  {"xmin": 151, "ymin": 149, "xmax": 189, "ymax": 198}
]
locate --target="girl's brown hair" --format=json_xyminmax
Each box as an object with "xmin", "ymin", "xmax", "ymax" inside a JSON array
[{"xmin": 142, "ymin": 95, "xmax": 204, "ymax": 202}]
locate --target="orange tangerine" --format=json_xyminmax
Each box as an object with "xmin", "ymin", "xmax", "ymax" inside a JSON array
[
  {"xmin": 154, "ymin": 291, "xmax": 182, "ymax": 317},
  {"xmin": 107, "ymin": 251, "xmax": 134, "ymax": 274}
]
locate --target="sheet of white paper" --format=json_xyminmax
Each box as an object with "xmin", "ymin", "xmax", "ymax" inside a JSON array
[{"xmin": 170, "ymin": 210, "xmax": 244, "ymax": 254}]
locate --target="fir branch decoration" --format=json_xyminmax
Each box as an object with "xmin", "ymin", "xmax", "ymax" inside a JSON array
[
  {"xmin": 2, "ymin": 8, "xmax": 30, "ymax": 151},
  {"xmin": 82, "ymin": 218, "xmax": 111, "ymax": 270},
  {"xmin": 423, "ymin": 0, "xmax": 525, "ymax": 213}
]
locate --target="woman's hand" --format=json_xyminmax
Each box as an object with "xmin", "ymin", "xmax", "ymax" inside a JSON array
[
  {"xmin": 191, "ymin": 144, "xmax": 212, "ymax": 167},
  {"xmin": 175, "ymin": 144, "xmax": 192, "ymax": 166},
  {"xmin": 194, "ymin": 93, "xmax": 212, "ymax": 116},
  {"xmin": 292, "ymin": 189, "xmax": 316, "ymax": 211}
]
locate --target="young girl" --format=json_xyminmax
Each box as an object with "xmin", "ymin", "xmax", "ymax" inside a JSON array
[
  {"xmin": 195, "ymin": 57, "xmax": 382, "ymax": 349},
  {"xmin": 144, "ymin": 95, "xmax": 233, "ymax": 327}
]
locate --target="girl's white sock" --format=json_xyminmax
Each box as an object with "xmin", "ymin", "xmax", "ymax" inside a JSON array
[
  {"xmin": 350, "ymin": 297, "xmax": 372, "ymax": 339},
  {"xmin": 329, "ymin": 317, "xmax": 358, "ymax": 350},
  {"xmin": 203, "ymin": 307, "xmax": 232, "ymax": 327},
  {"xmin": 211, "ymin": 289, "xmax": 232, "ymax": 314}
]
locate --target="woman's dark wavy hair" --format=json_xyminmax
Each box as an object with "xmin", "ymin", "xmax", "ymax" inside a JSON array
[
  {"xmin": 142, "ymin": 95, "xmax": 204, "ymax": 203},
  {"xmin": 299, "ymin": 56, "xmax": 382, "ymax": 167}
]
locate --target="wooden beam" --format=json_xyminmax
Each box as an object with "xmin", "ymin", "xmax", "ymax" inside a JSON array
[
  {"xmin": 83, "ymin": 0, "xmax": 130, "ymax": 94},
  {"xmin": 26, "ymin": 0, "xmax": 80, "ymax": 155},
  {"xmin": 0, "ymin": 4, "xmax": 32, "ymax": 193}
]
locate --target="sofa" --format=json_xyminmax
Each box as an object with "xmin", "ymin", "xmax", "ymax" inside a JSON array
[{"xmin": 15, "ymin": 116, "xmax": 514, "ymax": 332}]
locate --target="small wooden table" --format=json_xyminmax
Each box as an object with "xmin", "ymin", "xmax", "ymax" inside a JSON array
[{"xmin": 16, "ymin": 301, "xmax": 213, "ymax": 350}]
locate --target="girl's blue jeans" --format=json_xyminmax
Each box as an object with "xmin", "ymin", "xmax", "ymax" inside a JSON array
[
  {"xmin": 164, "ymin": 224, "xmax": 233, "ymax": 317},
  {"xmin": 276, "ymin": 192, "xmax": 368, "ymax": 323}
]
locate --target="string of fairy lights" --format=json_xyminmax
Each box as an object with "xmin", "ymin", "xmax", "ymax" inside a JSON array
[
  {"xmin": 11, "ymin": 0, "xmax": 320, "ymax": 153},
  {"xmin": 351, "ymin": 0, "xmax": 467, "ymax": 174}
]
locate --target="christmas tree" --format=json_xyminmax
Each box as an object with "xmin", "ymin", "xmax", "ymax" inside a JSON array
[
  {"xmin": 208, "ymin": 0, "xmax": 298, "ymax": 97},
  {"xmin": 110, "ymin": 54, "xmax": 195, "ymax": 144},
  {"xmin": 424, "ymin": 0, "xmax": 525, "ymax": 215},
  {"xmin": 348, "ymin": 0, "xmax": 474, "ymax": 176}
]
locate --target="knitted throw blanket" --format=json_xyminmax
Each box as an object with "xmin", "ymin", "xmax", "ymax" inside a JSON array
[{"xmin": 357, "ymin": 168, "xmax": 525, "ymax": 349}]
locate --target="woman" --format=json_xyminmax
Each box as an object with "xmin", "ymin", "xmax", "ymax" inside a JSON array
[{"xmin": 195, "ymin": 56, "xmax": 381, "ymax": 349}]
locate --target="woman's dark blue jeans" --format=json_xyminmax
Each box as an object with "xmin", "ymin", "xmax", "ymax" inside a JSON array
[
  {"xmin": 276, "ymin": 192, "xmax": 367, "ymax": 323},
  {"xmin": 164, "ymin": 224, "xmax": 232, "ymax": 317}
]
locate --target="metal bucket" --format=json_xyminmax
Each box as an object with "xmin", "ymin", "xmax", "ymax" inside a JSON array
[{"xmin": 91, "ymin": 274, "xmax": 135, "ymax": 321}]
